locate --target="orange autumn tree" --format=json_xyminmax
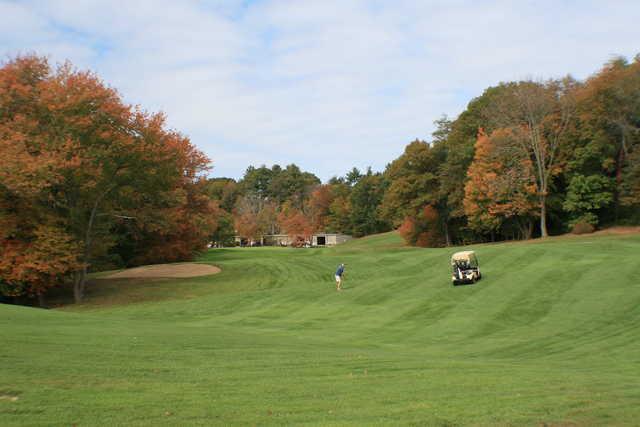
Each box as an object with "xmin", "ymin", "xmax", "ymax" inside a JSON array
[
  {"xmin": 305, "ymin": 184, "xmax": 334, "ymax": 231},
  {"xmin": 0, "ymin": 55, "xmax": 218, "ymax": 302},
  {"xmin": 278, "ymin": 202, "xmax": 315, "ymax": 247},
  {"xmin": 0, "ymin": 226, "xmax": 82, "ymax": 304},
  {"xmin": 0, "ymin": 56, "xmax": 84, "ymax": 302},
  {"xmin": 398, "ymin": 205, "xmax": 445, "ymax": 247},
  {"xmin": 464, "ymin": 129, "xmax": 538, "ymax": 239}
]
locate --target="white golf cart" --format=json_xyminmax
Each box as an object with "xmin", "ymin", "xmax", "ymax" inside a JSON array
[{"xmin": 451, "ymin": 251, "xmax": 481, "ymax": 285}]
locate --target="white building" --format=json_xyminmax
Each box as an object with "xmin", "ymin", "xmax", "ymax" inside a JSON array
[
  {"xmin": 311, "ymin": 233, "xmax": 352, "ymax": 247},
  {"xmin": 234, "ymin": 233, "xmax": 352, "ymax": 247}
]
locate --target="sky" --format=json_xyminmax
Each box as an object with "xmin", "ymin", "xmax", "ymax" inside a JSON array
[{"xmin": 1, "ymin": 0, "xmax": 639, "ymax": 181}]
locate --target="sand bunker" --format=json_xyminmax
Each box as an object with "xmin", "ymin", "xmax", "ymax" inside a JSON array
[{"xmin": 106, "ymin": 263, "xmax": 221, "ymax": 279}]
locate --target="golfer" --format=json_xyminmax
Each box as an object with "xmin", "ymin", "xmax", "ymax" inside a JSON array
[{"xmin": 335, "ymin": 263, "xmax": 345, "ymax": 291}]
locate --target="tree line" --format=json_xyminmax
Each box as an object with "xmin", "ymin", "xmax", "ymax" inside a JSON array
[
  {"xmin": 392, "ymin": 55, "xmax": 640, "ymax": 245},
  {"xmin": 212, "ymin": 55, "xmax": 640, "ymax": 248},
  {"xmin": 2, "ymin": 53, "xmax": 639, "ymax": 304},
  {"xmin": 207, "ymin": 164, "xmax": 390, "ymax": 246}
]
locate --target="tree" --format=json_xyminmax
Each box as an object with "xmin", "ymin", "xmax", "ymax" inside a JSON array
[
  {"xmin": 241, "ymin": 165, "xmax": 274, "ymax": 199},
  {"xmin": 305, "ymin": 184, "xmax": 334, "ymax": 231},
  {"xmin": 345, "ymin": 167, "xmax": 363, "ymax": 186},
  {"xmin": 464, "ymin": 129, "xmax": 538, "ymax": 239},
  {"xmin": 349, "ymin": 169, "xmax": 390, "ymax": 237},
  {"xmin": 489, "ymin": 79, "xmax": 577, "ymax": 236},
  {"xmin": 206, "ymin": 178, "xmax": 240, "ymax": 212},
  {"xmin": 381, "ymin": 139, "xmax": 444, "ymax": 227},
  {"xmin": 325, "ymin": 181, "xmax": 353, "ymax": 234},
  {"xmin": 0, "ymin": 226, "xmax": 81, "ymax": 305},
  {"xmin": 268, "ymin": 164, "xmax": 320, "ymax": 207},
  {"xmin": 210, "ymin": 209, "xmax": 236, "ymax": 247},
  {"xmin": 0, "ymin": 55, "xmax": 218, "ymax": 302},
  {"xmin": 398, "ymin": 205, "xmax": 445, "ymax": 247},
  {"xmin": 277, "ymin": 203, "xmax": 314, "ymax": 246},
  {"xmin": 574, "ymin": 56, "xmax": 640, "ymax": 218},
  {"xmin": 562, "ymin": 174, "xmax": 614, "ymax": 227},
  {"xmin": 234, "ymin": 194, "xmax": 274, "ymax": 243}
]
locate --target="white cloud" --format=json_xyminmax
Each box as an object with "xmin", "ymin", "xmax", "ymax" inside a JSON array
[{"xmin": 1, "ymin": 0, "xmax": 639, "ymax": 180}]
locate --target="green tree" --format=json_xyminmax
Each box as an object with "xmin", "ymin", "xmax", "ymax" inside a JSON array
[
  {"xmin": 381, "ymin": 139, "xmax": 443, "ymax": 227},
  {"xmin": 206, "ymin": 178, "xmax": 240, "ymax": 212},
  {"xmin": 562, "ymin": 174, "xmax": 614, "ymax": 227},
  {"xmin": 349, "ymin": 169, "xmax": 390, "ymax": 237},
  {"xmin": 210, "ymin": 209, "xmax": 236, "ymax": 247}
]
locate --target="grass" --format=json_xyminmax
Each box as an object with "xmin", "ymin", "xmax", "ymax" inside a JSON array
[{"xmin": 2, "ymin": 232, "xmax": 640, "ymax": 426}]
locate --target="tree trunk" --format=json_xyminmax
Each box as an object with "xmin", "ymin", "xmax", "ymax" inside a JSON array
[
  {"xmin": 37, "ymin": 293, "xmax": 47, "ymax": 308},
  {"xmin": 443, "ymin": 220, "xmax": 451, "ymax": 247},
  {"xmin": 73, "ymin": 271, "xmax": 83, "ymax": 303},
  {"xmin": 614, "ymin": 137, "xmax": 626, "ymax": 222},
  {"xmin": 540, "ymin": 195, "xmax": 548, "ymax": 237},
  {"xmin": 74, "ymin": 188, "xmax": 112, "ymax": 303}
]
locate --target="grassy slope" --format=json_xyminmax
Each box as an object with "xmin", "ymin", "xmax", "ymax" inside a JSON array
[{"xmin": 2, "ymin": 232, "xmax": 640, "ymax": 426}]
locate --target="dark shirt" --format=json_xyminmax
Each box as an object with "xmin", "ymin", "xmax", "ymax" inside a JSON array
[{"xmin": 336, "ymin": 265, "xmax": 344, "ymax": 276}]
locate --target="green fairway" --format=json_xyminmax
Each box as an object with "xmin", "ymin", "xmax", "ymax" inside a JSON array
[{"xmin": 2, "ymin": 232, "xmax": 640, "ymax": 426}]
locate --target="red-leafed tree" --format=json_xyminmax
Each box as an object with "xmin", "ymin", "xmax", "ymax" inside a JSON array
[{"xmin": 398, "ymin": 205, "xmax": 445, "ymax": 247}]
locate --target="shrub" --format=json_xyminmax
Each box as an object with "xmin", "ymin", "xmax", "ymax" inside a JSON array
[{"xmin": 572, "ymin": 222, "xmax": 595, "ymax": 235}]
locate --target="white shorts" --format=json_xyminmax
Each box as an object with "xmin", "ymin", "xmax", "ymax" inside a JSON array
[{"xmin": 335, "ymin": 275, "xmax": 342, "ymax": 282}]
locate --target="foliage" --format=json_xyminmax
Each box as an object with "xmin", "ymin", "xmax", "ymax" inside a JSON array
[
  {"xmin": 206, "ymin": 178, "xmax": 240, "ymax": 212},
  {"xmin": 0, "ymin": 55, "xmax": 217, "ymax": 301},
  {"xmin": 210, "ymin": 209, "xmax": 236, "ymax": 247},
  {"xmin": 487, "ymin": 79, "xmax": 578, "ymax": 237},
  {"xmin": 348, "ymin": 170, "xmax": 390, "ymax": 237},
  {"xmin": 229, "ymin": 54, "xmax": 638, "ymax": 247},
  {"xmin": 305, "ymin": 184, "xmax": 334, "ymax": 231},
  {"xmin": 464, "ymin": 129, "xmax": 538, "ymax": 239},
  {"xmin": 562, "ymin": 174, "xmax": 613, "ymax": 227},
  {"xmin": 277, "ymin": 203, "xmax": 315, "ymax": 246},
  {"xmin": 0, "ymin": 226, "xmax": 81, "ymax": 297},
  {"xmin": 240, "ymin": 164, "xmax": 320, "ymax": 207},
  {"xmin": 397, "ymin": 205, "xmax": 445, "ymax": 247},
  {"xmin": 381, "ymin": 139, "xmax": 444, "ymax": 227}
]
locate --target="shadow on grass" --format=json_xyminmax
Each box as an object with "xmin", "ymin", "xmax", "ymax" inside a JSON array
[{"xmin": 45, "ymin": 274, "xmax": 219, "ymax": 310}]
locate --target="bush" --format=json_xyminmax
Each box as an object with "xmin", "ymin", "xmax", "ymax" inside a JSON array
[{"xmin": 572, "ymin": 222, "xmax": 595, "ymax": 235}]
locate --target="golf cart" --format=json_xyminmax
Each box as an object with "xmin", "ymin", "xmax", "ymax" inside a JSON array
[{"xmin": 451, "ymin": 251, "xmax": 481, "ymax": 285}]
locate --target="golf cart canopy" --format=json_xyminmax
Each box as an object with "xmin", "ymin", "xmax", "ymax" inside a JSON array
[{"xmin": 451, "ymin": 251, "xmax": 478, "ymax": 265}]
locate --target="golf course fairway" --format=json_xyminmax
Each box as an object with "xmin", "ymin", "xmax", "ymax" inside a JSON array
[{"xmin": 2, "ymin": 232, "xmax": 640, "ymax": 426}]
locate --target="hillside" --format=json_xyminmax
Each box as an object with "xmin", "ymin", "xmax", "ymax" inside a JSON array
[{"xmin": 2, "ymin": 232, "xmax": 640, "ymax": 426}]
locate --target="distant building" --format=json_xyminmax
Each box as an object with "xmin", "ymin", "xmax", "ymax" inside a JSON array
[
  {"xmin": 233, "ymin": 232, "xmax": 352, "ymax": 247},
  {"xmin": 311, "ymin": 233, "xmax": 352, "ymax": 247},
  {"xmin": 263, "ymin": 234, "xmax": 293, "ymax": 246}
]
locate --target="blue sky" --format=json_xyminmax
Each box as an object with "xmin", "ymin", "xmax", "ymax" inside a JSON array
[{"xmin": 1, "ymin": 0, "xmax": 639, "ymax": 181}]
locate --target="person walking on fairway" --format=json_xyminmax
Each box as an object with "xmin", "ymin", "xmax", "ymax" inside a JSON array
[{"xmin": 335, "ymin": 263, "xmax": 345, "ymax": 291}]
